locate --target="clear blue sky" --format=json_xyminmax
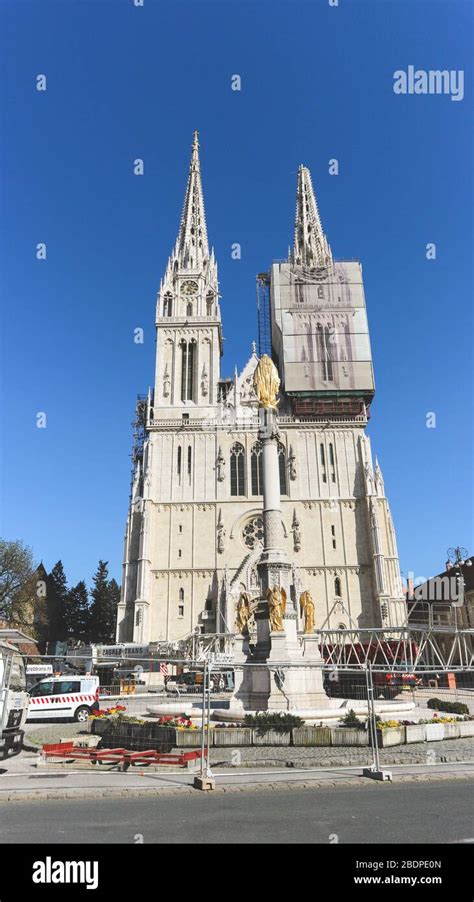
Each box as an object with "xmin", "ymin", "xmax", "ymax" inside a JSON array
[{"xmin": 1, "ymin": 0, "xmax": 472, "ymax": 591}]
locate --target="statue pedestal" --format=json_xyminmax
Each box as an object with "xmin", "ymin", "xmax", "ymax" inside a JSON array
[
  {"xmin": 231, "ymin": 621, "xmax": 326, "ymax": 713},
  {"xmin": 232, "ymin": 634, "xmax": 249, "ymax": 664},
  {"xmin": 302, "ymin": 633, "xmax": 323, "ymax": 662}
]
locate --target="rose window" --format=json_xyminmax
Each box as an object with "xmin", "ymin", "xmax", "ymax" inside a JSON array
[{"xmin": 242, "ymin": 516, "xmax": 264, "ymax": 549}]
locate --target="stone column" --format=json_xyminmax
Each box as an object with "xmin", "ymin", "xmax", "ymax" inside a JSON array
[{"xmin": 255, "ymin": 407, "xmax": 294, "ymax": 658}]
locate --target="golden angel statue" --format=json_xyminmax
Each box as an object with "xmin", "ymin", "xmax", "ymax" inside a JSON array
[
  {"xmin": 235, "ymin": 592, "xmax": 251, "ymax": 635},
  {"xmin": 253, "ymin": 355, "xmax": 280, "ymax": 409},
  {"xmin": 267, "ymin": 585, "xmax": 286, "ymax": 631},
  {"xmin": 299, "ymin": 590, "xmax": 315, "ymax": 634}
]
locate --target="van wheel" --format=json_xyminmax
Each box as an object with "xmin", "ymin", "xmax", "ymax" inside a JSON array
[{"xmin": 74, "ymin": 706, "xmax": 91, "ymax": 723}]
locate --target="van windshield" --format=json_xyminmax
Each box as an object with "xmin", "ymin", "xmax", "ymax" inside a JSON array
[
  {"xmin": 29, "ymin": 680, "xmax": 53, "ymax": 697},
  {"xmin": 10, "ymin": 655, "xmax": 26, "ymax": 692}
]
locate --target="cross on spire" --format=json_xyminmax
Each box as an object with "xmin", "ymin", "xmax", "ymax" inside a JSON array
[
  {"xmin": 175, "ymin": 130, "xmax": 210, "ymax": 269},
  {"xmin": 292, "ymin": 164, "xmax": 332, "ymax": 267}
]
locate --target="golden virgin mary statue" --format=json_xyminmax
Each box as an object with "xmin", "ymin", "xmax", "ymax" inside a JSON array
[{"xmin": 253, "ymin": 355, "xmax": 280, "ymax": 409}]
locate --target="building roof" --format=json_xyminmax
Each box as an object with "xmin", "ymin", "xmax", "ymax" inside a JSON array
[{"xmin": 0, "ymin": 627, "xmax": 41, "ymax": 657}]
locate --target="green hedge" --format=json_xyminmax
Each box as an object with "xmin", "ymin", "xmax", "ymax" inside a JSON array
[{"xmin": 427, "ymin": 698, "xmax": 469, "ymax": 716}]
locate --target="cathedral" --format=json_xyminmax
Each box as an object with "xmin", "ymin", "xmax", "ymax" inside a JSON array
[{"xmin": 116, "ymin": 132, "xmax": 407, "ymax": 646}]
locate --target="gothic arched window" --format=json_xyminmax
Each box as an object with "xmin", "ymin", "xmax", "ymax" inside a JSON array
[
  {"xmin": 278, "ymin": 442, "xmax": 287, "ymax": 495},
  {"xmin": 335, "ymin": 577, "xmax": 342, "ymax": 597},
  {"xmin": 320, "ymin": 443, "xmax": 327, "ymax": 483},
  {"xmin": 180, "ymin": 341, "xmax": 195, "ymax": 402},
  {"xmin": 317, "ymin": 323, "xmax": 334, "ymax": 382},
  {"xmin": 230, "ymin": 442, "xmax": 245, "ymax": 496},
  {"xmin": 329, "ymin": 442, "xmax": 336, "ymax": 483},
  {"xmin": 163, "ymin": 292, "xmax": 173, "ymax": 317},
  {"xmin": 251, "ymin": 442, "xmax": 263, "ymax": 495},
  {"xmin": 324, "ymin": 326, "xmax": 334, "ymax": 381},
  {"xmin": 178, "ymin": 588, "xmax": 184, "ymax": 618},
  {"xmin": 206, "ymin": 291, "xmax": 214, "ymax": 315}
]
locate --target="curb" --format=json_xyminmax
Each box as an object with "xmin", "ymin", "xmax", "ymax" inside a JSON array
[{"xmin": 0, "ymin": 770, "xmax": 471, "ymax": 802}]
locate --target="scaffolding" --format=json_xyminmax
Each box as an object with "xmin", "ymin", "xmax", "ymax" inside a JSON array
[
  {"xmin": 318, "ymin": 627, "xmax": 474, "ymax": 672},
  {"xmin": 256, "ymin": 272, "xmax": 271, "ymax": 357},
  {"xmin": 130, "ymin": 394, "xmax": 148, "ymax": 487}
]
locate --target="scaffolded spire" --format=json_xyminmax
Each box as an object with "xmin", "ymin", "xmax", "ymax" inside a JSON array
[
  {"xmin": 292, "ymin": 164, "xmax": 332, "ymax": 267},
  {"xmin": 174, "ymin": 130, "xmax": 210, "ymax": 269}
]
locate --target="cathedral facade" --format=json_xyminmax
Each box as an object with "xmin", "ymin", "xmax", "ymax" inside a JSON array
[{"xmin": 116, "ymin": 132, "xmax": 406, "ymax": 646}]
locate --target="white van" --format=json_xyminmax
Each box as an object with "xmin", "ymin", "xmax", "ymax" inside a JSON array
[{"xmin": 27, "ymin": 675, "xmax": 100, "ymax": 722}]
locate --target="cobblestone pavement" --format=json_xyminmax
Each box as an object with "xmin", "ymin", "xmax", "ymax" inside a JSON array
[
  {"xmin": 23, "ymin": 722, "xmax": 88, "ymax": 748},
  {"xmin": 22, "ymin": 720, "xmax": 474, "ymax": 767},
  {"xmin": 210, "ymin": 737, "xmax": 474, "ymax": 768}
]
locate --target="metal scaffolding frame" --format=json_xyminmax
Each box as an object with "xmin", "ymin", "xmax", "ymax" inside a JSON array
[
  {"xmin": 318, "ymin": 627, "xmax": 474, "ymax": 671},
  {"xmin": 256, "ymin": 272, "xmax": 271, "ymax": 357}
]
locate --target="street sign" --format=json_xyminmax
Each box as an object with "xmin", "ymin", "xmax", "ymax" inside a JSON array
[{"xmin": 26, "ymin": 665, "xmax": 53, "ymax": 676}]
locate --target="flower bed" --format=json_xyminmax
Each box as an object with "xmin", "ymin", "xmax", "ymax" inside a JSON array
[
  {"xmin": 405, "ymin": 724, "xmax": 426, "ymax": 744},
  {"xmin": 376, "ymin": 726, "xmax": 406, "ymax": 747},
  {"xmin": 212, "ymin": 728, "xmax": 252, "ymax": 747},
  {"xmin": 91, "ymin": 713, "xmax": 196, "ymax": 753},
  {"xmin": 458, "ymin": 721, "xmax": 474, "ymax": 738},
  {"xmin": 425, "ymin": 722, "xmax": 446, "ymax": 741},
  {"xmin": 293, "ymin": 726, "xmax": 332, "ymax": 747},
  {"xmin": 89, "ymin": 705, "xmax": 127, "ymax": 719},
  {"xmin": 330, "ymin": 728, "xmax": 369, "ymax": 747}
]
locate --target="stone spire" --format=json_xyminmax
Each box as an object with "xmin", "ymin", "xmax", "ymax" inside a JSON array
[
  {"xmin": 156, "ymin": 131, "xmax": 218, "ymax": 322},
  {"xmin": 174, "ymin": 130, "xmax": 210, "ymax": 270},
  {"xmin": 291, "ymin": 164, "xmax": 332, "ymax": 267}
]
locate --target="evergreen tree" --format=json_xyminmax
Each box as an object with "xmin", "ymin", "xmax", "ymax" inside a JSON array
[
  {"xmin": 46, "ymin": 560, "xmax": 68, "ymax": 642},
  {"xmin": 89, "ymin": 561, "xmax": 118, "ymax": 644},
  {"xmin": 64, "ymin": 581, "xmax": 90, "ymax": 643}
]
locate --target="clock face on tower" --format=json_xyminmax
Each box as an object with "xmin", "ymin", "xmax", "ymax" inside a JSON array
[{"xmin": 181, "ymin": 280, "xmax": 199, "ymax": 296}]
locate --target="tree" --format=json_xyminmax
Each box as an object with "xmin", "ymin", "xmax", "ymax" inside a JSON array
[
  {"xmin": 46, "ymin": 561, "xmax": 68, "ymax": 642},
  {"xmin": 89, "ymin": 562, "xmax": 118, "ymax": 644},
  {"xmin": 64, "ymin": 581, "xmax": 90, "ymax": 643},
  {"xmin": 0, "ymin": 539, "xmax": 35, "ymax": 621}
]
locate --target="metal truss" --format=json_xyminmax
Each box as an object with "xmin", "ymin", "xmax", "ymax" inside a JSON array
[{"xmin": 317, "ymin": 627, "xmax": 474, "ymax": 672}]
